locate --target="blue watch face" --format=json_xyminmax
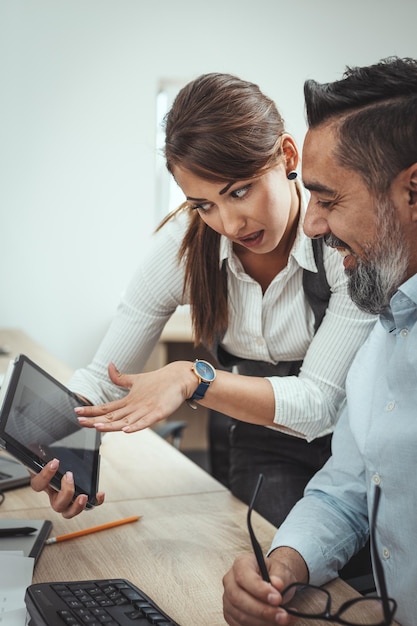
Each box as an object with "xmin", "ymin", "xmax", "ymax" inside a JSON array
[{"xmin": 195, "ymin": 360, "xmax": 216, "ymax": 382}]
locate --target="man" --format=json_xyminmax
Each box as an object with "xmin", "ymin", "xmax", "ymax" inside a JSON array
[{"xmin": 222, "ymin": 56, "xmax": 417, "ymax": 626}]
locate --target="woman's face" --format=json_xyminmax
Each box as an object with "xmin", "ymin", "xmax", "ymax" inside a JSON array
[{"xmin": 172, "ymin": 161, "xmax": 299, "ymax": 255}]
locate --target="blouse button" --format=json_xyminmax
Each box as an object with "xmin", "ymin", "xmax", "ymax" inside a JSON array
[
  {"xmin": 400, "ymin": 328, "xmax": 409, "ymax": 338},
  {"xmin": 386, "ymin": 401, "xmax": 395, "ymax": 411},
  {"xmin": 383, "ymin": 548, "xmax": 390, "ymax": 559},
  {"xmin": 372, "ymin": 474, "xmax": 381, "ymax": 485}
]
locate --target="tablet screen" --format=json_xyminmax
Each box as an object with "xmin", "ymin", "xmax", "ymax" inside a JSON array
[{"xmin": 0, "ymin": 354, "xmax": 100, "ymax": 507}]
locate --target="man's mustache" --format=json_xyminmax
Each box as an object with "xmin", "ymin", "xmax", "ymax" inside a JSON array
[{"xmin": 323, "ymin": 233, "xmax": 352, "ymax": 253}]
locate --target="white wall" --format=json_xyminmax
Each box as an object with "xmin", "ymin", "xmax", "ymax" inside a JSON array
[{"xmin": 1, "ymin": 0, "xmax": 416, "ymax": 369}]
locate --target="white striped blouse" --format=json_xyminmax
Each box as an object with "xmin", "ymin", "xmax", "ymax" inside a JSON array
[{"xmin": 69, "ymin": 198, "xmax": 376, "ymax": 441}]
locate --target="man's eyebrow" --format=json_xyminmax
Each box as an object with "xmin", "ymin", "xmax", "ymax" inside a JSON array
[{"xmin": 303, "ymin": 181, "xmax": 335, "ymax": 195}]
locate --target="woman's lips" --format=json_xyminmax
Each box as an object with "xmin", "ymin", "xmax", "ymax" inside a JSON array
[{"xmin": 238, "ymin": 230, "xmax": 264, "ymax": 248}]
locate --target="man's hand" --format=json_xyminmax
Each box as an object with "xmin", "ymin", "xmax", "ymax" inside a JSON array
[
  {"xmin": 223, "ymin": 549, "xmax": 308, "ymax": 625},
  {"xmin": 30, "ymin": 458, "xmax": 105, "ymax": 519}
]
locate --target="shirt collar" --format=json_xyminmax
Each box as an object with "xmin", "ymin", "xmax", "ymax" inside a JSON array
[
  {"xmin": 380, "ymin": 273, "xmax": 417, "ymax": 333},
  {"xmin": 219, "ymin": 183, "xmax": 318, "ymax": 272},
  {"xmin": 398, "ymin": 272, "xmax": 417, "ymax": 305}
]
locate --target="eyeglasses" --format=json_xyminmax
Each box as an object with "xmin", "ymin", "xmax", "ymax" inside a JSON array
[{"xmin": 247, "ymin": 474, "xmax": 398, "ymax": 626}]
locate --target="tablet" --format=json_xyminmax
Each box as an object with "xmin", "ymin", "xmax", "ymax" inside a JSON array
[{"xmin": 0, "ymin": 354, "xmax": 100, "ymax": 508}]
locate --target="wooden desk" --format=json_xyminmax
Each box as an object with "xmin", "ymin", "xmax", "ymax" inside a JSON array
[
  {"xmin": 2, "ymin": 491, "xmax": 390, "ymax": 626},
  {"xmin": 2, "ymin": 492, "xmax": 273, "ymax": 626},
  {"xmin": 1, "ymin": 494, "xmax": 392, "ymax": 626},
  {"xmin": 0, "ymin": 329, "xmax": 399, "ymax": 625},
  {"xmin": 2, "ymin": 429, "xmax": 225, "ymax": 513}
]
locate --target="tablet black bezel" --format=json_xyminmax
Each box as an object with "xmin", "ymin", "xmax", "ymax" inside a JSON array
[{"xmin": 0, "ymin": 354, "xmax": 100, "ymax": 508}]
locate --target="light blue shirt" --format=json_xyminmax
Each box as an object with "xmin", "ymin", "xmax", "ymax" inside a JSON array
[{"xmin": 270, "ymin": 273, "xmax": 417, "ymax": 626}]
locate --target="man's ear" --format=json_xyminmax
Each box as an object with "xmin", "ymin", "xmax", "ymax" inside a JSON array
[
  {"xmin": 409, "ymin": 165, "xmax": 417, "ymax": 218},
  {"xmin": 393, "ymin": 163, "xmax": 417, "ymax": 223}
]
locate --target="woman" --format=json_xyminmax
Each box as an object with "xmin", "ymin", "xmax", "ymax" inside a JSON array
[{"xmin": 33, "ymin": 73, "xmax": 375, "ymax": 525}]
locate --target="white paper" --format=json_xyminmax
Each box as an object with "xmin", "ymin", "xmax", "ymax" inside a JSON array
[{"xmin": 0, "ymin": 553, "xmax": 34, "ymax": 626}]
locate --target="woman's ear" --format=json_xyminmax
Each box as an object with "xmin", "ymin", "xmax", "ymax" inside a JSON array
[{"xmin": 281, "ymin": 134, "xmax": 299, "ymax": 175}]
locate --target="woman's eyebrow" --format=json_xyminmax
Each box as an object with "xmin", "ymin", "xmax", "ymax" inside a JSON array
[
  {"xmin": 219, "ymin": 181, "xmax": 236, "ymax": 195},
  {"xmin": 186, "ymin": 195, "xmax": 207, "ymax": 202},
  {"xmin": 186, "ymin": 180, "xmax": 236, "ymax": 201}
]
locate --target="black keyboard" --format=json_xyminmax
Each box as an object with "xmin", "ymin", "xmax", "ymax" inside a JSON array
[{"xmin": 25, "ymin": 578, "xmax": 180, "ymax": 626}]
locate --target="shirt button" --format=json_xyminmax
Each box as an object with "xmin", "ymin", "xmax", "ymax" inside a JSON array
[
  {"xmin": 400, "ymin": 328, "xmax": 409, "ymax": 338},
  {"xmin": 382, "ymin": 548, "xmax": 390, "ymax": 559},
  {"xmin": 372, "ymin": 474, "xmax": 381, "ymax": 485},
  {"xmin": 386, "ymin": 401, "xmax": 395, "ymax": 411}
]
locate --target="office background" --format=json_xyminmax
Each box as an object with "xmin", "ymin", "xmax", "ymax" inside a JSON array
[{"xmin": 1, "ymin": 0, "xmax": 416, "ymax": 369}]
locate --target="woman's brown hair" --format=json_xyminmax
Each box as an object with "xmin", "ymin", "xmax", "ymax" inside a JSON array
[{"xmin": 161, "ymin": 73, "xmax": 286, "ymax": 349}]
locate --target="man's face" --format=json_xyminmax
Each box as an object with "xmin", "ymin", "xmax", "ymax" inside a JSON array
[{"xmin": 302, "ymin": 124, "xmax": 408, "ymax": 314}]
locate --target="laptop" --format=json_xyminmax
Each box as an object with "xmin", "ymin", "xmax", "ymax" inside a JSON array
[
  {"xmin": 0, "ymin": 453, "xmax": 31, "ymax": 491},
  {"xmin": 0, "ymin": 364, "xmax": 30, "ymax": 490}
]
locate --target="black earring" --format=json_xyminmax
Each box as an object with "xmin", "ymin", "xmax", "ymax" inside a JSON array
[{"xmin": 287, "ymin": 170, "xmax": 297, "ymax": 180}]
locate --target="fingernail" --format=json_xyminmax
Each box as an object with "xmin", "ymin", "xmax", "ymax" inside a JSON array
[
  {"xmin": 49, "ymin": 458, "xmax": 59, "ymax": 470},
  {"xmin": 275, "ymin": 610, "xmax": 287, "ymax": 624},
  {"xmin": 65, "ymin": 471, "xmax": 74, "ymax": 482},
  {"xmin": 267, "ymin": 591, "xmax": 280, "ymax": 603},
  {"xmin": 74, "ymin": 407, "xmax": 83, "ymax": 414}
]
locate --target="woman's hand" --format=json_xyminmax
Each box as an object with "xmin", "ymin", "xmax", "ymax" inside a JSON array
[
  {"xmin": 30, "ymin": 458, "xmax": 105, "ymax": 519},
  {"xmin": 75, "ymin": 361, "xmax": 197, "ymax": 433}
]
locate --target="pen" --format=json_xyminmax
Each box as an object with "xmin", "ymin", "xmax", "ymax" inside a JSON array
[
  {"xmin": 45, "ymin": 515, "xmax": 141, "ymax": 544},
  {"xmin": 0, "ymin": 526, "xmax": 37, "ymax": 537}
]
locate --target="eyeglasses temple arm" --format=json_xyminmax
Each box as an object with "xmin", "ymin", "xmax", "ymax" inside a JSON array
[
  {"xmin": 247, "ymin": 474, "xmax": 271, "ymax": 583},
  {"xmin": 247, "ymin": 513, "xmax": 271, "ymax": 582}
]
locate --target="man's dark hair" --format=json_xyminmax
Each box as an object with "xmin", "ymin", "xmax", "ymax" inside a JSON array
[{"xmin": 304, "ymin": 57, "xmax": 417, "ymax": 192}]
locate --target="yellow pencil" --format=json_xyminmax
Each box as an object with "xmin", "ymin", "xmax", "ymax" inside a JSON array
[{"xmin": 45, "ymin": 515, "xmax": 141, "ymax": 544}]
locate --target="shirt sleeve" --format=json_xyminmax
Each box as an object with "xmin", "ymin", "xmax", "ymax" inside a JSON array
[
  {"xmin": 67, "ymin": 213, "xmax": 189, "ymax": 405},
  {"xmin": 268, "ymin": 406, "xmax": 369, "ymax": 584},
  {"xmin": 268, "ymin": 246, "xmax": 377, "ymax": 440}
]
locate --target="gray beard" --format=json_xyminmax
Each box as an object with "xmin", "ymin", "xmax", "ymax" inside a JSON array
[
  {"xmin": 347, "ymin": 255, "xmax": 406, "ymax": 315},
  {"xmin": 326, "ymin": 199, "xmax": 409, "ymax": 315}
]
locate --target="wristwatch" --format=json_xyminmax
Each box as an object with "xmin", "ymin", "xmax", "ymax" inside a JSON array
[{"xmin": 187, "ymin": 359, "xmax": 216, "ymax": 409}]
